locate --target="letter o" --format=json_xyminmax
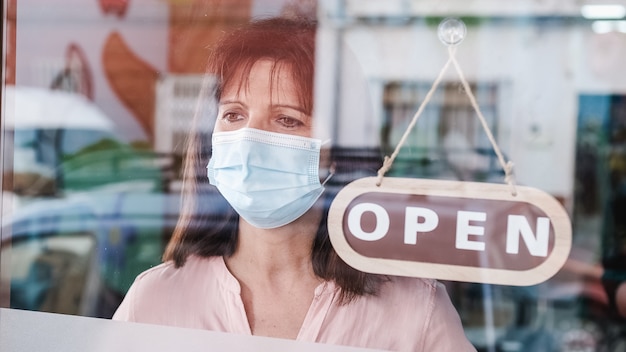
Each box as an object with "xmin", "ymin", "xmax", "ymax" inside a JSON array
[{"xmin": 347, "ymin": 203, "xmax": 390, "ymax": 241}]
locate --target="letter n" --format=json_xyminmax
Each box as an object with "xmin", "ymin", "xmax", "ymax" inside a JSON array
[{"xmin": 506, "ymin": 215, "xmax": 550, "ymax": 257}]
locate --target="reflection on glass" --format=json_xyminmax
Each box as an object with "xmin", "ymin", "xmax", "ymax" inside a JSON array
[
  {"xmin": 4, "ymin": 85, "xmax": 173, "ymax": 317},
  {"xmin": 7, "ymin": 234, "xmax": 96, "ymax": 315},
  {"xmin": 1, "ymin": 0, "xmax": 626, "ymax": 351}
]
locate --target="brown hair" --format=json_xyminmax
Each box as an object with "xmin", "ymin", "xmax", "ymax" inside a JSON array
[{"xmin": 163, "ymin": 17, "xmax": 382, "ymax": 303}]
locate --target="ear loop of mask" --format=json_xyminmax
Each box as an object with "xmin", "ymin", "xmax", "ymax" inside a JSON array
[
  {"xmin": 375, "ymin": 45, "xmax": 517, "ymax": 196},
  {"xmin": 322, "ymin": 162, "xmax": 336, "ymax": 186},
  {"xmin": 320, "ymin": 139, "xmax": 335, "ymax": 186}
]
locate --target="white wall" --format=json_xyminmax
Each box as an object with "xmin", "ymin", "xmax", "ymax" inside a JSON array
[{"xmin": 316, "ymin": 16, "xmax": 626, "ymax": 201}]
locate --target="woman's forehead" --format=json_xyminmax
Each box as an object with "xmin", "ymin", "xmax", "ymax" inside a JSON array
[
  {"xmin": 221, "ymin": 59, "xmax": 311, "ymax": 112},
  {"xmin": 224, "ymin": 60, "xmax": 291, "ymax": 89}
]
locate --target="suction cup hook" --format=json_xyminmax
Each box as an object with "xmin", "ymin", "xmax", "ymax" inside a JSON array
[{"xmin": 438, "ymin": 18, "xmax": 466, "ymax": 46}]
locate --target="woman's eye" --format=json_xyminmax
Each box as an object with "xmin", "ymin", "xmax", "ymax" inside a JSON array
[
  {"xmin": 222, "ymin": 112, "xmax": 244, "ymax": 123},
  {"xmin": 277, "ymin": 116, "xmax": 304, "ymax": 128}
]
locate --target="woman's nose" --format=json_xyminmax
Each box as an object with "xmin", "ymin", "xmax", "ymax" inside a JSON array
[{"xmin": 244, "ymin": 113, "xmax": 269, "ymax": 131}]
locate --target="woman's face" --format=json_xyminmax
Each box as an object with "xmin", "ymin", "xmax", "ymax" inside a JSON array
[{"xmin": 215, "ymin": 59, "xmax": 312, "ymax": 138}]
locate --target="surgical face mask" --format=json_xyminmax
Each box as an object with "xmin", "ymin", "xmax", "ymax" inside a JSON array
[{"xmin": 207, "ymin": 128, "xmax": 325, "ymax": 229}]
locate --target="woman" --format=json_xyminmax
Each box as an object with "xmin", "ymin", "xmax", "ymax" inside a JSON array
[{"xmin": 113, "ymin": 17, "xmax": 475, "ymax": 351}]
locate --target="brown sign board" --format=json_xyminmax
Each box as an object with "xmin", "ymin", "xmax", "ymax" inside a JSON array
[{"xmin": 328, "ymin": 177, "xmax": 572, "ymax": 286}]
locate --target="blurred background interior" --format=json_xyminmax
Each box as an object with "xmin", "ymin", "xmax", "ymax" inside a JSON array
[{"xmin": 1, "ymin": 0, "xmax": 626, "ymax": 351}]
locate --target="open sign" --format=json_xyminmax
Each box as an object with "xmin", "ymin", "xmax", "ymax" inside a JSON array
[{"xmin": 328, "ymin": 177, "xmax": 572, "ymax": 286}]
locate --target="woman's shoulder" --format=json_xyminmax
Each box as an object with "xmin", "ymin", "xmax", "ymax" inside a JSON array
[
  {"xmin": 112, "ymin": 255, "xmax": 230, "ymax": 324},
  {"xmin": 130, "ymin": 255, "xmax": 226, "ymax": 292},
  {"xmin": 378, "ymin": 275, "xmax": 440, "ymax": 301},
  {"xmin": 321, "ymin": 277, "xmax": 474, "ymax": 350},
  {"xmin": 376, "ymin": 276, "xmax": 462, "ymax": 320},
  {"xmin": 331, "ymin": 276, "xmax": 443, "ymax": 319},
  {"xmin": 350, "ymin": 277, "xmax": 463, "ymax": 329}
]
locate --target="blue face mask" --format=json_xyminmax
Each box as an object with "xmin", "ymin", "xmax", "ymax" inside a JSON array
[{"xmin": 207, "ymin": 128, "xmax": 325, "ymax": 229}]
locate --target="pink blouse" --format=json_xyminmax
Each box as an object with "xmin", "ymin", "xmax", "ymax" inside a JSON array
[{"xmin": 113, "ymin": 256, "xmax": 476, "ymax": 351}]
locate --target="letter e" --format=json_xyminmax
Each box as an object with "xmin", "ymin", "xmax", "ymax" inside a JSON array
[{"xmin": 456, "ymin": 211, "xmax": 486, "ymax": 251}]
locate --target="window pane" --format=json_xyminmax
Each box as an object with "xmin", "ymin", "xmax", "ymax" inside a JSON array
[{"xmin": 1, "ymin": 0, "xmax": 626, "ymax": 351}]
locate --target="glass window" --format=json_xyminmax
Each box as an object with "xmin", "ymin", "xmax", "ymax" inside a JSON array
[{"xmin": 2, "ymin": 0, "xmax": 626, "ymax": 350}]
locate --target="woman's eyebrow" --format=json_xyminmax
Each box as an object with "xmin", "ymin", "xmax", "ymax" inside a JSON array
[
  {"xmin": 219, "ymin": 100, "xmax": 246, "ymax": 107},
  {"xmin": 273, "ymin": 104, "xmax": 309, "ymax": 115}
]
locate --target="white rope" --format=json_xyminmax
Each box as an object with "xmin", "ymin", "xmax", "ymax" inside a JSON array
[
  {"xmin": 448, "ymin": 46, "xmax": 517, "ymax": 195},
  {"xmin": 376, "ymin": 53, "xmax": 454, "ymax": 186},
  {"xmin": 376, "ymin": 46, "xmax": 517, "ymax": 196}
]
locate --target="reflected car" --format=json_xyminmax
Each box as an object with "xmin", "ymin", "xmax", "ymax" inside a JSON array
[{"xmin": 1, "ymin": 86, "xmax": 229, "ymax": 318}]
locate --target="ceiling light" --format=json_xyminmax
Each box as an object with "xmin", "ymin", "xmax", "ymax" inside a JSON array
[{"xmin": 581, "ymin": 4, "xmax": 626, "ymax": 19}]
